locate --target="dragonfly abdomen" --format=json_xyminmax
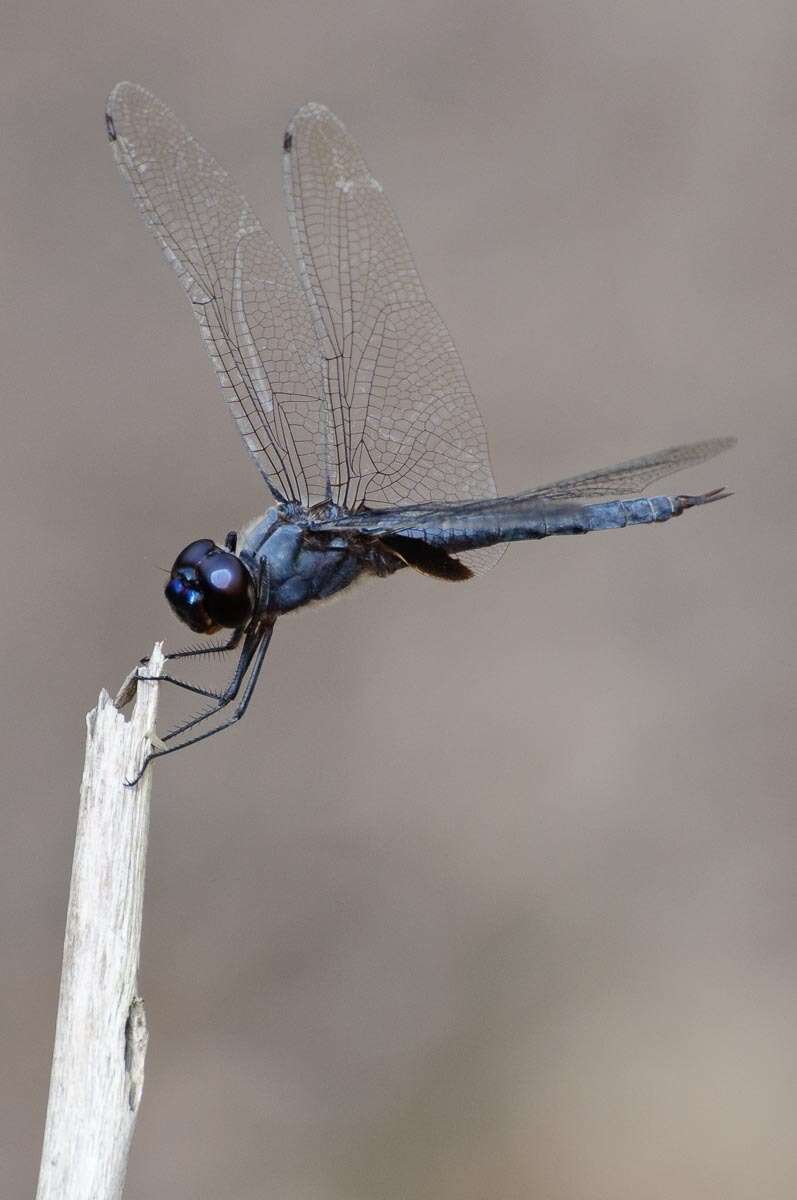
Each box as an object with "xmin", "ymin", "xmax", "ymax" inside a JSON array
[{"xmin": 383, "ymin": 489, "xmax": 731, "ymax": 554}]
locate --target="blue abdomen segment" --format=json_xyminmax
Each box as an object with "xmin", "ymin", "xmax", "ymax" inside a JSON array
[{"xmin": 580, "ymin": 495, "xmax": 676, "ymax": 532}]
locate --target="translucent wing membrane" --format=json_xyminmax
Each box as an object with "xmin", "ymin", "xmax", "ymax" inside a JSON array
[
  {"xmin": 312, "ymin": 437, "xmax": 736, "ymax": 536},
  {"xmin": 522, "ymin": 436, "xmax": 737, "ymax": 501},
  {"xmin": 106, "ymin": 83, "xmax": 325, "ymax": 504},
  {"xmin": 283, "ymin": 103, "xmax": 503, "ymax": 573}
]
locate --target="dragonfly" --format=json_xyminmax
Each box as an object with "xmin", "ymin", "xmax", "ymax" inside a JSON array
[{"xmin": 106, "ymin": 83, "xmax": 735, "ymax": 785}]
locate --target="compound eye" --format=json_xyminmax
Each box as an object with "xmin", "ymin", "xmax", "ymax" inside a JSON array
[
  {"xmin": 165, "ymin": 540, "xmax": 255, "ymax": 633},
  {"xmin": 172, "ymin": 539, "xmax": 217, "ymax": 570},
  {"xmin": 197, "ymin": 551, "xmax": 255, "ymax": 628},
  {"xmin": 164, "ymin": 571, "xmax": 217, "ymax": 633}
]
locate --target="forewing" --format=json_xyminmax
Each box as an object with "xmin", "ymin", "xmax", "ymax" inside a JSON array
[
  {"xmin": 283, "ymin": 102, "xmax": 503, "ymax": 573},
  {"xmin": 520, "ymin": 437, "xmax": 736, "ymax": 501},
  {"xmin": 106, "ymin": 82, "xmax": 325, "ymax": 505}
]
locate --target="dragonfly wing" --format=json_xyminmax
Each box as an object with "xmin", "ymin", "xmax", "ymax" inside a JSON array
[
  {"xmin": 520, "ymin": 437, "xmax": 736, "ymax": 501},
  {"xmin": 282, "ymin": 102, "xmax": 503, "ymax": 573},
  {"xmin": 106, "ymin": 82, "xmax": 325, "ymax": 505}
]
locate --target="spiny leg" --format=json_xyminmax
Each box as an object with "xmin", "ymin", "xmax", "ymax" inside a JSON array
[
  {"xmin": 163, "ymin": 626, "xmax": 244, "ymax": 663},
  {"xmin": 139, "ymin": 627, "xmax": 244, "ymax": 676},
  {"xmin": 126, "ymin": 623, "xmax": 274, "ymax": 786},
  {"xmin": 161, "ymin": 622, "xmax": 273, "ymax": 742},
  {"xmin": 137, "ymin": 669, "xmax": 232, "ymax": 704}
]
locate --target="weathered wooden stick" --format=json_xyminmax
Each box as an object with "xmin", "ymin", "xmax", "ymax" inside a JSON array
[{"xmin": 36, "ymin": 645, "xmax": 165, "ymax": 1200}]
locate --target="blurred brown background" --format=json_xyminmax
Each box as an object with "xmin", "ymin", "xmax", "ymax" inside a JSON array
[{"xmin": 3, "ymin": 1, "xmax": 795, "ymax": 1196}]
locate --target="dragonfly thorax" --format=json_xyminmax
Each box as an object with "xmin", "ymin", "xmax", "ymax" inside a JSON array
[{"xmin": 239, "ymin": 514, "xmax": 366, "ymax": 616}]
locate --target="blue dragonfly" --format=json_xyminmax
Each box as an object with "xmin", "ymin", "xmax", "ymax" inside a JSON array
[{"xmin": 106, "ymin": 84, "xmax": 734, "ymax": 783}]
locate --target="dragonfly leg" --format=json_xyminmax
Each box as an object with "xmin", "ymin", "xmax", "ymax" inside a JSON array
[
  {"xmin": 139, "ymin": 627, "xmax": 244, "ymax": 672},
  {"xmin": 137, "ymin": 640, "xmax": 247, "ymax": 701},
  {"xmin": 161, "ymin": 622, "xmax": 273, "ymax": 742},
  {"xmin": 166, "ymin": 627, "xmax": 244, "ymax": 663},
  {"xmin": 137, "ymin": 634, "xmax": 249, "ymax": 700},
  {"xmin": 125, "ymin": 623, "xmax": 274, "ymax": 786},
  {"xmin": 125, "ymin": 624, "xmax": 273, "ymax": 782},
  {"xmin": 136, "ymin": 674, "xmax": 227, "ymax": 700}
]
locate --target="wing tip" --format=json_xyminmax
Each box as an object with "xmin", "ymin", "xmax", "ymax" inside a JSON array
[
  {"xmin": 660, "ymin": 434, "xmax": 737, "ymax": 462},
  {"xmin": 106, "ymin": 80, "xmax": 143, "ymax": 110},
  {"xmin": 105, "ymin": 81, "xmax": 155, "ymax": 139},
  {"xmin": 284, "ymin": 101, "xmax": 345, "ymax": 146},
  {"xmin": 702, "ymin": 434, "xmax": 737, "ymax": 456}
]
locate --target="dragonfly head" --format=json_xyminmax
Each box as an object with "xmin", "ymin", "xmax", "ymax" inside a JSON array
[{"xmin": 165, "ymin": 539, "xmax": 255, "ymax": 634}]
